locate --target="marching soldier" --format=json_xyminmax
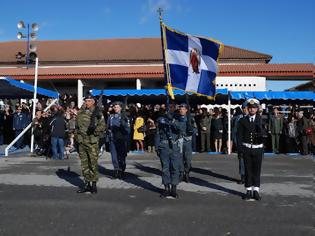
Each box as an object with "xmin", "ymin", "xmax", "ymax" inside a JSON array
[
  {"xmin": 237, "ymin": 98, "xmax": 265, "ymax": 201},
  {"xmin": 175, "ymin": 103, "xmax": 196, "ymax": 183},
  {"xmin": 155, "ymin": 102, "xmax": 181, "ymax": 199},
  {"xmin": 107, "ymin": 101, "xmax": 130, "ymax": 179},
  {"xmin": 75, "ymin": 95, "xmax": 106, "ymax": 194}
]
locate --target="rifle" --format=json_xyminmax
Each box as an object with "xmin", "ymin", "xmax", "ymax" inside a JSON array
[
  {"xmin": 87, "ymin": 90, "xmax": 103, "ymax": 135},
  {"xmin": 185, "ymin": 94, "xmax": 194, "ymax": 136}
]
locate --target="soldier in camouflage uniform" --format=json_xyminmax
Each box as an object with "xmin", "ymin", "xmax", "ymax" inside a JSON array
[{"xmin": 75, "ymin": 95, "xmax": 105, "ymax": 194}]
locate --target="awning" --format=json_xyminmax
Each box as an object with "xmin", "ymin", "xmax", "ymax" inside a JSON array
[
  {"xmin": 91, "ymin": 88, "xmax": 228, "ymax": 96},
  {"xmin": 91, "ymin": 88, "xmax": 228, "ymax": 104},
  {"xmin": 0, "ymin": 77, "xmax": 59, "ymax": 99},
  {"xmin": 230, "ymin": 91, "xmax": 315, "ymax": 101}
]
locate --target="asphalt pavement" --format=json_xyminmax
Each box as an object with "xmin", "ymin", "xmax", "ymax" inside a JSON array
[{"xmin": 0, "ymin": 151, "xmax": 313, "ymax": 236}]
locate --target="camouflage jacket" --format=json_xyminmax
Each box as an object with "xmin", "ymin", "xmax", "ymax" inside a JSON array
[{"xmin": 75, "ymin": 105, "xmax": 105, "ymax": 144}]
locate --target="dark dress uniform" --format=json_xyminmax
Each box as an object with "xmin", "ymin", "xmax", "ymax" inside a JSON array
[
  {"xmin": 155, "ymin": 113, "xmax": 181, "ymax": 199},
  {"xmin": 174, "ymin": 111, "xmax": 196, "ymax": 182},
  {"xmin": 107, "ymin": 104, "xmax": 130, "ymax": 178},
  {"xmin": 237, "ymin": 99, "xmax": 265, "ymax": 201}
]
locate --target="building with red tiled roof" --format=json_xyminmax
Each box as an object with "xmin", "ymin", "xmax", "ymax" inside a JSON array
[{"xmin": 0, "ymin": 38, "xmax": 313, "ymax": 105}]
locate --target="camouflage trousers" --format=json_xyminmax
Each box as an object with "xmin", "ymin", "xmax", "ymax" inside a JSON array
[{"xmin": 78, "ymin": 142, "xmax": 99, "ymax": 182}]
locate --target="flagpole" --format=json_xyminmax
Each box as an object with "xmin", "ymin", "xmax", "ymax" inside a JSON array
[{"xmin": 157, "ymin": 8, "xmax": 173, "ymax": 105}]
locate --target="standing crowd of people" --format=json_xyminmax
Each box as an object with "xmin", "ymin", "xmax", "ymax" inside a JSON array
[{"xmin": 0, "ymin": 95, "xmax": 314, "ymax": 200}]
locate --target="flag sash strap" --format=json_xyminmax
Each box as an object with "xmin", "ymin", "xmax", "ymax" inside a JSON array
[{"xmin": 161, "ymin": 23, "xmax": 224, "ymax": 100}]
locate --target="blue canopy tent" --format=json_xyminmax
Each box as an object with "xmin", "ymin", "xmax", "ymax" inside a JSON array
[
  {"xmin": 0, "ymin": 77, "xmax": 59, "ymax": 157},
  {"xmin": 0, "ymin": 77, "xmax": 59, "ymax": 99},
  {"xmin": 91, "ymin": 88, "xmax": 228, "ymax": 104},
  {"xmin": 229, "ymin": 91, "xmax": 315, "ymax": 104}
]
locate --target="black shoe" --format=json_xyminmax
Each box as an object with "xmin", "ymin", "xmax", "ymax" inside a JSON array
[
  {"xmin": 160, "ymin": 184, "xmax": 171, "ymax": 198},
  {"xmin": 253, "ymin": 190, "xmax": 261, "ymax": 201},
  {"xmin": 242, "ymin": 190, "xmax": 254, "ymax": 201},
  {"xmin": 91, "ymin": 181, "xmax": 97, "ymax": 194},
  {"xmin": 184, "ymin": 172, "xmax": 190, "ymax": 183},
  {"xmin": 169, "ymin": 185, "xmax": 179, "ymax": 199},
  {"xmin": 77, "ymin": 182, "xmax": 91, "ymax": 194}
]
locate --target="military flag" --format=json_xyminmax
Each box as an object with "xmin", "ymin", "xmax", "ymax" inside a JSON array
[{"xmin": 161, "ymin": 23, "xmax": 223, "ymax": 99}]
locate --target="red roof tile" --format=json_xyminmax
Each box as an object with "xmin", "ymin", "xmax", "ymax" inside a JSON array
[
  {"xmin": 0, "ymin": 63, "xmax": 313, "ymax": 80},
  {"xmin": 0, "ymin": 38, "xmax": 272, "ymax": 64}
]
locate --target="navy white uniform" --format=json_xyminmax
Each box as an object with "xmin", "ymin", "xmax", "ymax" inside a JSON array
[{"xmin": 237, "ymin": 98, "xmax": 265, "ymax": 201}]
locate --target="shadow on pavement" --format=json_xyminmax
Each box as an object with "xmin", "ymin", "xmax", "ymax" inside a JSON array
[
  {"xmin": 190, "ymin": 176, "xmax": 244, "ymax": 197},
  {"xmin": 191, "ymin": 167, "xmax": 239, "ymax": 183},
  {"xmin": 134, "ymin": 163, "xmax": 162, "ymax": 176},
  {"xmin": 55, "ymin": 168, "xmax": 84, "ymax": 188},
  {"xmin": 98, "ymin": 165, "xmax": 115, "ymax": 178},
  {"xmin": 123, "ymin": 172, "xmax": 162, "ymax": 194},
  {"xmin": 98, "ymin": 164, "xmax": 162, "ymax": 194}
]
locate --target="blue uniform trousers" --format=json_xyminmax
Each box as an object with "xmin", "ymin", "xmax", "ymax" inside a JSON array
[
  {"xmin": 110, "ymin": 139, "xmax": 127, "ymax": 171},
  {"xmin": 159, "ymin": 141, "xmax": 180, "ymax": 185},
  {"xmin": 180, "ymin": 139, "xmax": 192, "ymax": 174}
]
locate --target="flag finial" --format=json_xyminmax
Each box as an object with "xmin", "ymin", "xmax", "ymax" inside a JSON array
[{"xmin": 157, "ymin": 7, "xmax": 163, "ymax": 22}]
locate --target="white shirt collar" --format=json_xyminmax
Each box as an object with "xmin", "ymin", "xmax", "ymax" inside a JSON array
[{"xmin": 249, "ymin": 114, "xmax": 256, "ymax": 121}]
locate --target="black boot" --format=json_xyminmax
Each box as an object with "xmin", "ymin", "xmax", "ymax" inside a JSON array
[
  {"xmin": 170, "ymin": 184, "xmax": 179, "ymax": 199},
  {"xmin": 91, "ymin": 181, "xmax": 97, "ymax": 194},
  {"xmin": 160, "ymin": 184, "xmax": 171, "ymax": 198},
  {"xmin": 77, "ymin": 181, "xmax": 91, "ymax": 194}
]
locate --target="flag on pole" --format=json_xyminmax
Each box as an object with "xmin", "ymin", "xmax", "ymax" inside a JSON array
[{"xmin": 162, "ymin": 24, "xmax": 223, "ymax": 99}]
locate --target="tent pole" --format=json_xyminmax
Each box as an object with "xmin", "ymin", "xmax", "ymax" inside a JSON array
[
  {"xmin": 228, "ymin": 94, "xmax": 231, "ymax": 155},
  {"xmin": 30, "ymin": 58, "xmax": 39, "ymax": 153}
]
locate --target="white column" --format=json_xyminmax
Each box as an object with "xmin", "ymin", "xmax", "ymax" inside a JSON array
[
  {"xmin": 30, "ymin": 57, "xmax": 39, "ymax": 153},
  {"xmin": 77, "ymin": 79, "xmax": 83, "ymax": 108},
  {"xmin": 136, "ymin": 79, "xmax": 141, "ymax": 90},
  {"xmin": 228, "ymin": 95, "xmax": 231, "ymax": 155}
]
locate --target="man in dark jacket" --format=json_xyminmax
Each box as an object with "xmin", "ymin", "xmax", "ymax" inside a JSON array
[
  {"xmin": 12, "ymin": 106, "xmax": 28, "ymax": 149},
  {"xmin": 49, "ymin": 109, "xmax": 67, "ymax": 160}
]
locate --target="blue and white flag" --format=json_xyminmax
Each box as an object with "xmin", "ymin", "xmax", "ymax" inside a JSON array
[{"xmin": 162, "ymin": 24, "xmax": 223, "ymax": 99}]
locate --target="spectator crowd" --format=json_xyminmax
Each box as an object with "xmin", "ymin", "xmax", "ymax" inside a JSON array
[{"xmin": 0, "ymin": 95, "xmax": 314, "ymax": 157}]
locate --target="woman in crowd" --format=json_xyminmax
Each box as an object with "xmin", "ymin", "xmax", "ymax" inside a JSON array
[
  {"xmin": 283, "ymin": 115, "xmax": 298, "ymax": 153},
  {"xmin": 146, "ymin": 118, "xmax": 156, "ymax": 153},
  {"xmin": 133, "ymin": 111, "xmax": 145, "ymax": 152},
  {"xmin": 212, "ymin": 108, "xmax": 223, "ymax": 153}
]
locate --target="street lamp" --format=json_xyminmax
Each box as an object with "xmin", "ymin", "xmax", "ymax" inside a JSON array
[{"xmin": 16, "ymin": 21, "xmax": 39, "ymax": 67}]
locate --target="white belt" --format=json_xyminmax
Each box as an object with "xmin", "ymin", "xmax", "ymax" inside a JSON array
[{"xmin": 242, "ymin": 143, "xmax": 263, "ymax": 149}]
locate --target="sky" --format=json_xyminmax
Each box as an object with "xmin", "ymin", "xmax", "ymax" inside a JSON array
[{"xmin": 0, "ymin": 0, "xmax": 314, "ymax": 90}]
